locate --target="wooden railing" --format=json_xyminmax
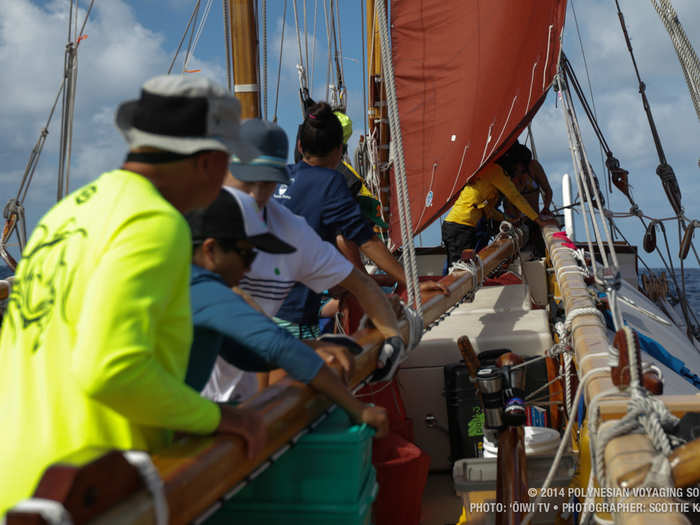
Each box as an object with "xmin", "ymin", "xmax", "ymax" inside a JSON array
[
  {"xmin": 6, "ymin": 229, "xmax": 527, "ymax": 525},
  {"xmin": 541, "ymin": 224, "xmax": 691, "ymax": 525}
]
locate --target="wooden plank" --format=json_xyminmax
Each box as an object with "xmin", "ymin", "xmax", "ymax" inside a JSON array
[{"xmin": 541, "ymin": 225, "xmax": 690, "ymax": 525}]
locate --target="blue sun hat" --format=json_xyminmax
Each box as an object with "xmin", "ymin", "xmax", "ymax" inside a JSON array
[{"xmin": 230, "ymin": 119, "xmax": 290, "ymax": 185}]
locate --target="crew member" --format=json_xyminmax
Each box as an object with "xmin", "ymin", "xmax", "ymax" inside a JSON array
[{"xmin": 0, "ymin": 75, "xmax": 265, "ymax": 514}]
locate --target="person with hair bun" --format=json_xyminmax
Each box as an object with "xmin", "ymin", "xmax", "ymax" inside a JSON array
[{"xmin": 274, "ymin": 102, "xmax": 445, "ymax": 369}]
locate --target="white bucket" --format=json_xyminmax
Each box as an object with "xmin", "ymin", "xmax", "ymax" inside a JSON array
[{"xmin": 483, "ymin": 427, "xmax": 560, "ymax": 458}]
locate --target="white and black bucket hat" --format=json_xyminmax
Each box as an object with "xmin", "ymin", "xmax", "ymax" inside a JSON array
[{"xmin": 116, "ymin": 75, "xmax": 258, "ymax": 161}]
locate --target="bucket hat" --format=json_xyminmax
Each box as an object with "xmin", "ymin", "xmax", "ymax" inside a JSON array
[
  {"xmin": 116, "ymin": 75, "xmax": 258, "ymax": 161},
  {"xmin": 230, "ymin": 119, "xmax": 290, "ymax": 185}
]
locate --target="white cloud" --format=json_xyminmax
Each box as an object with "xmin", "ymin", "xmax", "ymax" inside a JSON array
[
  {"xmin": 526, "ymin": 0, "xmax": 700, "ymax": 267},
  {"xmin": 0, "ymin": 0, "xmax": 227, "ymax": 248}
]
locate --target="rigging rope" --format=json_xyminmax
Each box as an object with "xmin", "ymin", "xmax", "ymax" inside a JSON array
[
  {"xmin": 614, "ymin": 0, "xmax": 683, "ymax": 217},
  {"xmin": 261, "ymin": 0, "xmax": 268, "ymax": 120},
  {"xmin": 559, "ymin": 68, "xmax": 621, "ymax": 272},
  {"xmin": 611, "ymin": 0, "xmax": 698, "ymax": 336},
  {"xmin": 374, "ymin": 0, "xmax": 422, "ymax": 315},
  {"xmin": 272, "ymin": 0, "xmax": 288, "ymax": 121},
  {"xmin": 222, "ymin": 0, "xmax": 233, "ymax": 91},
  {"xmin": 570, "ymin": 0, "xmax": 610, "ymax": 197},
  {"xmin": 650, "ymin": 0, "xmax": 700, "ymax": 122},
  {"xmin": 169, "ymin": 1, "xmax": 200, "ymax": 74},
  {"xmin": 292, "ymin": 0, "xmax": 310, "ymax": 114}
]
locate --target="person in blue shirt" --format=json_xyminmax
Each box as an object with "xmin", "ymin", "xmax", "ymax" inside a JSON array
[
  {"xmin": 185, "ymin": 188, "xmax": 389, "ymax": 436},
  {"xmin": 274, "ymin": 102, "xmax": 447, "ymax": 336}
]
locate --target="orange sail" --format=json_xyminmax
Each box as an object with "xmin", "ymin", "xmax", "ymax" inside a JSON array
[{"xmin": 388, "ymin": 0, "xmax": 567, "ymax": 245}]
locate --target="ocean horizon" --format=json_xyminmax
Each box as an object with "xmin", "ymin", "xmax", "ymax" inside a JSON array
[{"xmin": 1, "ymin": 263, "xmax": 698, "ymax": 315}]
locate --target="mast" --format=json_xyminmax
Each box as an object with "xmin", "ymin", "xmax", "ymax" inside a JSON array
[
  {"xmin": 229, "ymin": 0, "xmax": 261, "ymax": 119},
  {"xmin": 366, "ymin": 0, "xmax": 391, "ymax": 236}
]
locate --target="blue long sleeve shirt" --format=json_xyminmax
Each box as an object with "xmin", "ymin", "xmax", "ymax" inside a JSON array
[
  {"xmin": 186, "ymin": 264, "xmax": 324, "ymax": 391},
  {"xmin": 273, "ymin": 161, "xmax": 375, "ymax": 325}
]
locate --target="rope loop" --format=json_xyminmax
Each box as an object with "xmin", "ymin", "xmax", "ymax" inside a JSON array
[
  {"xmin": 123, "ymin": 451, "xmax": 168, "ymax": 525},
  {"xmin": 5, "ymin": 499, "xmax": 73, "ymax": 525}
]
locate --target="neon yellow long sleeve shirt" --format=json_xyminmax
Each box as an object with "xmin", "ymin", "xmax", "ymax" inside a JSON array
[
  {"xmin": 445, "ymin": 163, "xmax": 538, "ymax": 227},
  {"xmin": 0, "ymin": 170, "xmax": 221, "ymax": 514}
]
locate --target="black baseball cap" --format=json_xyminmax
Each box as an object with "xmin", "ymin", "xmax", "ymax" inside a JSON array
[{"xmin": 186, "ymin": 188, "xmax": 295, "ymax": 254}]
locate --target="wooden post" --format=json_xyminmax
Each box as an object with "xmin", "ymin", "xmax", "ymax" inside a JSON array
[
  {"xmin": 230, "ymin": 0, "xmax": 260, "ymax": 119},
  {"xmin": 366, "ymin": 0, "xmax": 391, "ymax": 227}
]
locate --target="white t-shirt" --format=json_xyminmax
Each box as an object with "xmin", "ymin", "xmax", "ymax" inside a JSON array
[
  {"xmin": 238, "ymin": 197, "xmax": 353, "ymax": 316},
  {"xmin": 202, "ymin": 189, "xmax": 354, "ymax": 402}
]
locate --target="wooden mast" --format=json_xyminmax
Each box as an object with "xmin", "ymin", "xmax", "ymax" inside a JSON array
[
  {"xmin": 366, "ymin": 0, "xmax": 392, "ymax": 233},
  {"xmin": 229, "ymin": 0, "xmax": 260, "ymax": 119}
]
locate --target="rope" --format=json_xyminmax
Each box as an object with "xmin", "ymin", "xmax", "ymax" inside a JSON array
[
  {"xmin": 4, "ymin": 499, "xmax": 73, "ymax": 525},
  {"xmin": 569, "ymin": 1, "xmax": 609, "ymax": 197},
  {"xmin": 222, "ymin": 0, "xmax": 233, "ymax": 91},
  {"xmin": 123, "ymin": 451, "xmax": 168, "ymax": 525},
  {"xmin": 261, "ymin": 0, "xmax": 268, "ymax": 119},
  {"xmin": 522, "ymin": 366, "xmax": 611, "ymax": 525},
  {"xmin": 560, "ymin": 71, "xmax": 619, "ymax": 269},
  {"xmin": 650, "ymin": 0, "xmax": 700, "ymax": 121},
  {"xmin": 564, "ymin": 306, "xmax": 606, "ymax": 333},
  {"xmin": 168, "ymin": 0, "xmax": 201, "ymax": 74},
  {"xmin": 593, "ymin": 395, "xmax": 679, "ymax": 489},
  {"xmin": 272, "ymin": 0, "xmax": 287, "ymax": 121},
  {"xmin": 184, "ymin": 0, "xmax": 214, "ymax": 72},
  {"xmin": 557, "ymin": 75, "xmax": 599, "ymax": 277},
  {"xmin": 292, "ymin": 0, "xmax": 309, "ymax": 114},
  {"xmin": 374, "ymin": 0, "xmax": 422, "ymax": 315}
]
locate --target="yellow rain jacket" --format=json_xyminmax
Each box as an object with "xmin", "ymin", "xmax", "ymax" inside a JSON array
[
  {"xmin": 445, "ymin": 163, "xmax": 538, "ymax": 227},
  {"xmin": 0, "ymin": 170, "xmax": 221, "ymax": 513}
]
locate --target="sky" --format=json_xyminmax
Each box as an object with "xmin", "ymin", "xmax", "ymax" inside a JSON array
[{"xmin": 0, "ymin": 0, "xmax": 699, "ymax": 270}]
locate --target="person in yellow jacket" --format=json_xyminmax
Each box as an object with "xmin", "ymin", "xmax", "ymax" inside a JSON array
[
  {"xmin": 442, "ymin": 151, "xmax": 547, "ymax": 267},
  {"xmin": 0, "ymin": 75, "xmax": 266, "ymax": 515}
]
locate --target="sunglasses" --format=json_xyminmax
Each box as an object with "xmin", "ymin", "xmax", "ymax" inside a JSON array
[{"xmin": 231, "ymin": 244, "xmax": 258, "ymax": 267}]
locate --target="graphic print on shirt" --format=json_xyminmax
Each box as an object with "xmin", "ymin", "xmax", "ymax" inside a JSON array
[{"xmin": 6, "ymin": 217, "xmax": 88, "ymax": 352}]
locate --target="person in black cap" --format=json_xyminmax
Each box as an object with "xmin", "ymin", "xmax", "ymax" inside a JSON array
[
  {"xmin": 185, "ymin": 189, "xmax": 389, "ymax": 437},
  {"xmin": 202, "ymin": 119, "xmax": 412, "ymax": 405},
  {"xmin": 0, "ymin": 74, "xmax": 264, "ymax": 514}
]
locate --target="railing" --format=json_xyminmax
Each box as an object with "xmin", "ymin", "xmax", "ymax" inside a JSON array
[
  {"xmin": 541, "ymin": 224, "xmax": 691, "ymax": 525},
  {"xmin": 6, "ymin": 228, "xmax": 527, "ymax": 525}
]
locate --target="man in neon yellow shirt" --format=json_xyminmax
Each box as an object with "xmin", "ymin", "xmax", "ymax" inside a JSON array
[{"xmin": 0, "ymin": 75, "xmax": 265, "ymax": 515}]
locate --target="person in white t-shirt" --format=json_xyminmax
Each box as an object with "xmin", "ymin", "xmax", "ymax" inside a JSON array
[{"xmin": 202, "ymin": 119, "xmax": 413, "ymax": 403}]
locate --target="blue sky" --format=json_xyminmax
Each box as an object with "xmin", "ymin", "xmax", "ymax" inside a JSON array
[{"xmin": 1, "ymin": 0, "xmax": 699, "ymax": 270}]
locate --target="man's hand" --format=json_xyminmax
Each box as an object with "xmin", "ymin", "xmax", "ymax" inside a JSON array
[
  {"xmin": 359, "ymin": 405, "xmax": 389, "ymax": 438},
  {"xmin": 315, "ymin": 343, "xmax": 356, "ymax": 384},
  {"xmin": 216, "ymin": 404, "xmax": 267, "ymax": 460},
  {"xmin": 419, "ymin": 280, "xmax": 449, "ymax": 296}
]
